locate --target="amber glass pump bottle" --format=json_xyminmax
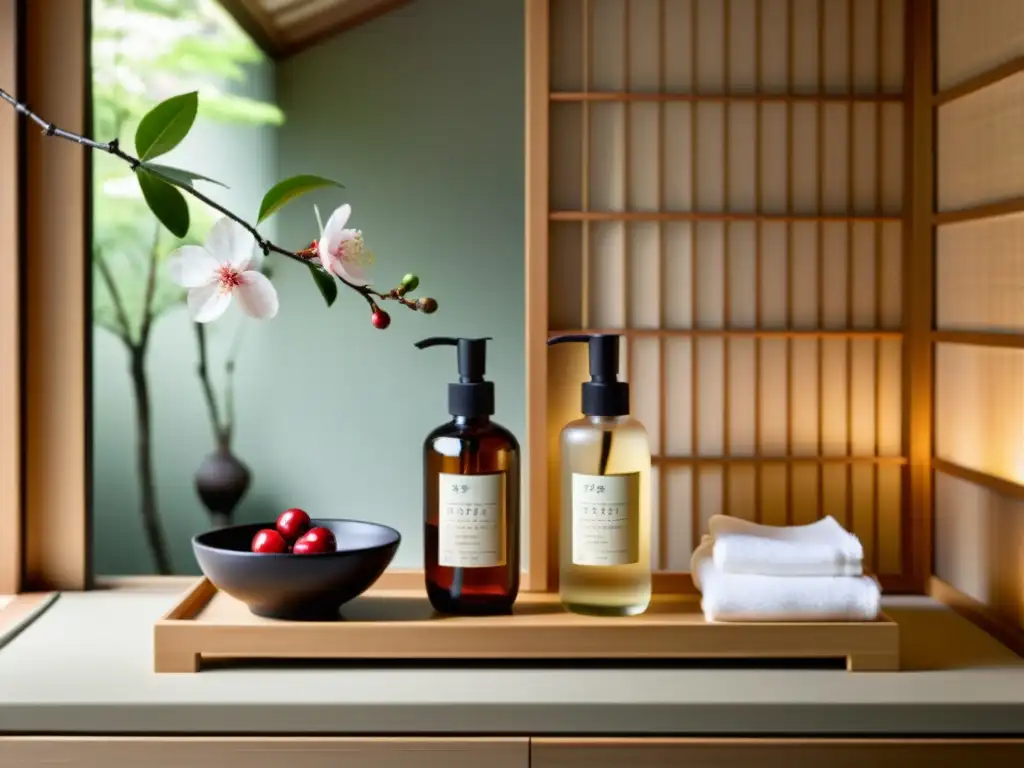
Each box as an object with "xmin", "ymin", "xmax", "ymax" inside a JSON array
[{"xmin": 415, "ymin": 336, "xmax": 520, "ymax": 614}]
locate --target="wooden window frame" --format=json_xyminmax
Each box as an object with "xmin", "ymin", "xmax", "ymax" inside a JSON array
[
  {"xmin": 0, "ymin": 0, "xmax": 21, "ymax": 596},
  {"xmin": 1, "ymin": 0, "xmax": 90, "ymax": 595}
]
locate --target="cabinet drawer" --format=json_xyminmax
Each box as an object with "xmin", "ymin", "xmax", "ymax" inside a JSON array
[
  {"xmin": 532, "ymin": 738, "xmax": 1024, "ymax": 768},
  {"xmin": 0, "ymin": 737, "xmax": 529, "ymax": 768}
]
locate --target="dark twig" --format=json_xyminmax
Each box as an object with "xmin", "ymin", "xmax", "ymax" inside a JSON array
[
  {"xmin": 94, "ymin": 247, "xmax": 134, "ymax": 343},
  {"xmin": 195, "ymin": 323, "xmax": 228, "ymax": 446},
  {"xmin": 222, "ymin": 321, "xmax": 247, "ymax": 444},
  {"xmin": 139, "ymin": 221, "xmax": 162, "ymax": 346}
]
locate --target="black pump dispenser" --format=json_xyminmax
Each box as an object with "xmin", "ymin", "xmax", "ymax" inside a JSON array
[
  {"xmin": 547, "ymin": 334, "xmax": 629, "ymax": 417},
  {"xmin": 415, "ymin": 337, "xmax": 495, "ymax": 418}
]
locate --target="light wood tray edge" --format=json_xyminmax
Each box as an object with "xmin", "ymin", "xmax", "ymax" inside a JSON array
[
  {"xmin": 0, "ymin": 592, "xmax": 59, "ymax": 651},
  {"xmin": 154, "ymin": 578, "xmax": 899, "ymax": 674}
]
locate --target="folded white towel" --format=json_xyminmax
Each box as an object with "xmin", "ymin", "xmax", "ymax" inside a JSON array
[
  {"xmin": 691, "ymin": 537, "xmax": 881, "ymax": 622},
  {"xmin": 708, "ymin": 514, "xmax": 864, "ymax": 577}
]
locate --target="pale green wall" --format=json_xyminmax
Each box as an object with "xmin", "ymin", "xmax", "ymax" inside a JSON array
[
  {"xmin": 268, "ymin": 0, "xmax": 526, "ymax": 569},
  {"xmin": 93, "ymin": 0, "xmax": 525, "ymax": 573},
  {"xmin": 92, "ymin": 59, "xmax": 280, "ymax": 575}
]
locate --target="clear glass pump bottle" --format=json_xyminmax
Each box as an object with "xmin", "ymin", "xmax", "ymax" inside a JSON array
[{"xmin": 547, "ymin": 334, "xmax": 651, "ymax": 616}]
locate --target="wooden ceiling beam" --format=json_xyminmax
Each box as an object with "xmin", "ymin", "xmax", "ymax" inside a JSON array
[
  {"xmin": 220, "ymin": 0, "xmax": 413, "ymax": 60},
  {"xmin": 218, "ymin": 0, "xmax": 287, "ymax": 59},
  {"xmin": 278, "ymin": 0, "xmax": 413, "ymax": 56}
]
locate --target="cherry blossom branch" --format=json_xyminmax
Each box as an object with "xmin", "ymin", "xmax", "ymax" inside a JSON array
[{"xmin": 0, "ymin": 87, "xmax": 437, "ymax": 320}]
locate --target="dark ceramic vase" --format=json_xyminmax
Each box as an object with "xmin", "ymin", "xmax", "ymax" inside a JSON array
[{"xmin": 194, "ymin": 443, "xmax": 251, "ymax": 528}]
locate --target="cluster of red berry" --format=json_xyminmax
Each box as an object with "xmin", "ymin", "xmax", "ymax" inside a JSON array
[{"xmin": 250, "ymin": 508, "xmax": 337, "ymax": 555}]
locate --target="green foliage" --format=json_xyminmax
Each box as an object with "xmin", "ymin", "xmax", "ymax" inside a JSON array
[
  {"xmin": 141, "ymin": 162, "xmax": 228, "ymax": 189},
  {"xmin": 91, "ymin": 0, "xmax": 283, "ymax": 344},
  {"xmin": 307, "ymin": 263, "xmax": 339, "ymax": 308},
  {"xmin": 257, "ymin": 175, "xmax": 345, "ymax": 225},
  {"xmin": 134, "ymin": 91, "xmax": 199, "ymax": 161},
  {"xmin": 136, "ymin": 168, "xmax": 191, "ymax": 238}
]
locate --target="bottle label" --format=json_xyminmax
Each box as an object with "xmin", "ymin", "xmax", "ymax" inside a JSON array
[
  {"xmin": 571, "ymin": 472, "xmax": 639, "ymax": 567},
  {"xmin": 438, "ymin": 472, "xmax": 506, "ymax": 568}
]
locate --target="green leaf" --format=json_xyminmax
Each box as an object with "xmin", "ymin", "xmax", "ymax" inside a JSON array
[
  {"xmin": 141, "ymin": 162, "xmax": 228, "ymax": 189},
  {"xmin": 134, "ymin": 91, "xmax": 199, "ymax": 161},
  {"xmin": 257, "ymin": 175, "xmax": 343, "ymax": 225},
  {"xmin": 306, "ymin": 263, "xmax": 338, "ymax": 307},
  {"xmin": 136, "ymin": 169, "xmax": 190, "ymax": 238}
]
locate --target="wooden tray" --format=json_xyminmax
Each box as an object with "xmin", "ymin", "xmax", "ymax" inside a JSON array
[{"xmin": 154, "ymin": 578, "xmax": 900, "ymax": 673}]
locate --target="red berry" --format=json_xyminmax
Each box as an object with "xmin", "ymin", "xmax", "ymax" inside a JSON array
[
  {"xmin": 292, "ymin": 526, "xmax": 337, "ymax": 555},
  {"xmin": 251, "ymin": 529, "xmax": 287, "ymax": 554},
  {"xmin": 371, "ymin": 309, "xmax": 391, "ymax": 329},
  {"xmin": 276, "ymin": 508, "xmax": 311, "ymax": 542}
]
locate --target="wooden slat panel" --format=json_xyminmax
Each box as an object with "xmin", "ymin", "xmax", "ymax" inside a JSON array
[
  {"xmin": 937, "ymin": 214, "xmax": 1024, "ymax": 333},
  {"xmin": 937, "ymin": 70, "xmax": 1024, "ymax": 212},
  {"xmin": 933, "ymin": 330, "xmax": 1024, "ymax": 349},
  {"xmin": 933, "ymin": 472, "xmax": 1024, "ymax": 646},
  {"xmin": 934, "ymin": 458, "xmax": 1024, "ymax": 502},
  {"xmin": 0, "ymin": 0, "xmax": 21, "ymax": 595},
  {"xmin": 930, "ymin": 576, "xmax": 1024, "ymax": 659},
  {"xmin": 550, "ymin": 210, "xmax": 901, "ymax": 222},
  {"xmin": 550, "ymin": 91, "xmax": 903, "ymax": 103},
  {"xmin": 933, "ymin": 0, "xmax": 1024, "ymax": 659},
  {"xmin": 544, "ymin": 0, "xmax": 909, "ymax": 590},
  {"xmin": 937, "ymin": 342, "xmax": 1024, "ymax": 487},
  {"xmin": 937, "ymin": 0, "xmax": 1024, "ymax": 92},
  {"xmin": 935, "ymin": 56, "xmax": 1024, "ymax": 106},
  {"xmin": 935, "ymin": 344, "xmax": 1024, "ymax": 488}
]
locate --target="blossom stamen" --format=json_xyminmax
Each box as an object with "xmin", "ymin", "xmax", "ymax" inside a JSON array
[{"xmin": 217, "ymin": 264, "xmax": 244, "ymax": 293}]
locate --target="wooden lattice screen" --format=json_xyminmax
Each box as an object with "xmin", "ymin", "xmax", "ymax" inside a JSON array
[{"xmin": 526, "ymin": 0, "xmax": 928, "ymax": 593}]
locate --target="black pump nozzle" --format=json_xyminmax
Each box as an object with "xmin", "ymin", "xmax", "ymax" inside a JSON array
[
  {"xmin": 547, "ymin": 334, "xmax": 629, "ymax": 417},
  {"xmin": 415, "ymin": 337, "xmax": 495, "ymax": 418}
]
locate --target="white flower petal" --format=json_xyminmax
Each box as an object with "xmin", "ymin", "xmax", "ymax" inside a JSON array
[
  {"xmin": 322, "ymin": 204, "xmax": 351, "ymax": 241},
  {"xmin": 187, "ymin": 282, "xmax": 233, "ymax": 323},
  {"xmin": 168, "ymin": 246, "xmax": 218, "ymax": 288},
  {"xmin": 234, "ymin": 270, "xmax": 279, "ymax": 320},
  {"xmin": 333, "ymin": 260, "xmax": 370, "ymax": 287},
  {"xmin": 318, "ymin": 206, "xmax": 351, "ymax": 267},
  {"xmin": 206, "ymin": 217, "xmax": 256, "ymax": 271}
]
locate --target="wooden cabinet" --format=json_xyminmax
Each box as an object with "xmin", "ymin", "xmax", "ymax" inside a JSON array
[
  {"xmin": 0, "ymin": 737, "xmax": 529, "ymax": 768},
  {"xmin": 531, "ymin": 738, "xmax": 1024, "ymax": 768},
  {"xmin": 11, "ymin": 736, "xmax": 1024, "ymax": 768},
  {"xmin": 7, "ymin": 735, "xmax": 1024, "ymax": 767}
]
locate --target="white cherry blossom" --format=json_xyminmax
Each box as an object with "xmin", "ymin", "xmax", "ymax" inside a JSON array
[
  {"xmin": 168, "ymin": 217, "xmax": 279, "ymax": 323},
  {"xmin": 316, "ymin": 204, "xmax": 373, "ymax": 286}
]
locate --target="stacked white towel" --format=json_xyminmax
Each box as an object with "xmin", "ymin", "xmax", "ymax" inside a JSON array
[{"xmin": 691, "ymin": 515, "xmax": 881, "ymax": 623}]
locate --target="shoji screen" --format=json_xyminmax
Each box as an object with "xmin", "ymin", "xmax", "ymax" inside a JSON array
[
  {"xmin": 527, "ymin": 0, "xmax": 920, "ymax": 593},
  {"xmin": 933, "ymin": 0, "xmax": 1024, "ymax": 643}
]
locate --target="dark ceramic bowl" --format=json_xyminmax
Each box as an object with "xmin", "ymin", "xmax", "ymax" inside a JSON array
[{"xmin": 192, "ymin": 519, "xmax": 401, "ymax": 620}]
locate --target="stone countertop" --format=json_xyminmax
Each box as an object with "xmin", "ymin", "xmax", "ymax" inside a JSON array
[{"xmin": 0, "ymin": 583, "xmax": 1022, "ymax": 736}]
